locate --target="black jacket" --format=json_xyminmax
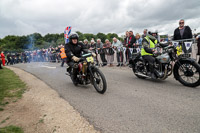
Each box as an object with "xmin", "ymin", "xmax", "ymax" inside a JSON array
[
  {"xmin": 173, "ymin": 26, "xmax": 192, "ymax": 40},
  {"xmin": 65, "ymin": 42, "xmax": 89, "ymax": 61},
  {"xmin": 128, "ymin": 35, "xmax": 136, "ymax": 48}
]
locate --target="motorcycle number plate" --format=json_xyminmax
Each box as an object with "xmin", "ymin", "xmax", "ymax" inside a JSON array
[{"xmin": 86, "ymin": 56, "xmax": 94, "ymax": 62}]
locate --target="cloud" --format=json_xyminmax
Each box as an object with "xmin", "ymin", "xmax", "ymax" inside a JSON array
[{"xmin": 0, "ymin": 0, "xmax": 200, "ymax": 38}]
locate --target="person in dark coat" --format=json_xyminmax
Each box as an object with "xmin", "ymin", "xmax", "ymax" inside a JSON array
[
  {"xmin": 196, "ymin": 35, "xmax": 200, "ymax": 64},
  {"xmin": 125, "ymin": 31, "xmax": 136, "ymax": 65},
  {"xmin": 6, "ymin": 53, "xmax": 12, "ymax": 65},
  {"xmin": 173, "ymin": 19, "xmax": 193, "ymax": 53}
]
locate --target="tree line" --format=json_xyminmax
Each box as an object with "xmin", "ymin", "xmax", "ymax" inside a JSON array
[{"xmin": 0, "ymin": 31, "xmax": 122, "ymax": 52}]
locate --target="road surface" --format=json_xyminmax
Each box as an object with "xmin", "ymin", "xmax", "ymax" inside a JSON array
[{"xmin": 13, "ymin": 62, "xmax": 200, "ymax": 133}]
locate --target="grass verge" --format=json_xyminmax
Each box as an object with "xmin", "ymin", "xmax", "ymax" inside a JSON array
[
  {"xmin": 0, "ymin": 67, "xmax": 26, "ymax": 132},
  {"xmin": 0, "ymin": 125, "xmax": 24, "ymax": 133},
  {"xmin": 0, "ymin": 67, "xmax": 26, "ymax": 108}
]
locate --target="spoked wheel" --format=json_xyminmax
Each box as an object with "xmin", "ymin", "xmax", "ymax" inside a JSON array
[
  {"xmin": 92, "ymin": 68, "xmax": 107, "ymax": 94},
  {"xmin": 174, "ymin": 60, "xmax": 200, "ymax": 87}
]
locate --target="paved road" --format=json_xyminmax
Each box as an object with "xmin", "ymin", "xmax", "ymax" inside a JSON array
[{"xmin": 13, "ymin": 62, "xmax": 200, "ymax": 133}]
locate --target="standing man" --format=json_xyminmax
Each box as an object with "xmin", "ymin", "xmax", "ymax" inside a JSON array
[
  {"xmin": 113, "ymin": 37, "xmax": 124, "ymax": 66},
  {"xmin": 89, "ymin": 40, "xmax": 98, "ymax": 66},
  {"xmin": 60, "ymin": 45, "xmax": 67, "ymax": 67},
  {"xmin": 1, "ymin": 51, "xmax": 6, "ymax": 66},
  {"xmin": 142, "ymin": 29, "xmax": 148, "ymax": 38},
  {"xmin": 173, "ymin": 19, "xmax": 192, "ymax": 53},
  {"xmin": 6, "ymin": 53, "xmax": 12, "ymax": 65},
  {"xmin": 96, "ymin": 39, "xmax": 107, "ymax": 66},
  {"xmin": 83, "ymin": 39, "xmax": 90, "ymax": 49},
  {"xmin": 126, "ymin": 31, "xmax": 136, "ymax": 64}
]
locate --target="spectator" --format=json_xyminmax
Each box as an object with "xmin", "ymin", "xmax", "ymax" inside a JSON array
[
  {"xmin": 113, "ymin": 37, "xmax": 124, "ymax": 66},
  {"xmin": 96, "ymin": 39, "xmax": 107, "ymax": 66},
  {"xmin": 6, "ymin": 53, "xmax": 12, "ymax": 65},
  {"xmin": 124, "ymin": 31, "xmax": 130, "ymax": 64},
  {"xmin": 142, "ymin": 29, "xmax": 148, "ymax": 38},
  {"xmin": 125, "ymin": 31, "xmax": 136, "ymax": 64},
  {"xmin": 0, "ymin": 52, "xmax": 2, "ymax": 69},
  {"xmin": 84, "ymin": 39, "xmax": 90, "ymax": 49},
  {"xmin": 135, "ymin": 33, "xmax": 143, "ymax": 50},
  {"xmin": 89, "ymin": 40, "xmax": 98, "ymax": 66},
  {"xmin": 104, "ymin": 39, "xmax": 114, "ymax": 67},
  {"xmin": 196, "ymin": 34, "xmax": 200, "ymax": 64},
  {"xmin": 1, "ymin": 51, "xmax": 5, "ymax": 66},
  {"xmin": 173, "ymin": 19, "xmax": 193, "ymax": 53},
  {"xmin": 124, "ymin": 31, "xmax": 129, "ymax": 45}
]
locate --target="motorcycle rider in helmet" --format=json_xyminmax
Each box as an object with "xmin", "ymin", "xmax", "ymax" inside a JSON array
[
  {"xmin": 65, "ymin": 33, "xmax": 96, "ymax": 84},
  {"xmin": 141, "ymin": 31, "xmax": 159, "ymax": 79}
]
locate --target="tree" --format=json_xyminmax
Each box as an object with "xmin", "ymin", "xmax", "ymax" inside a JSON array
[
  {"xmin": 76, "ymin": 31, "xmax": 84, "ymax": 41},
  {"xmin": 97, "ymin": 32, "xmax": 107, "ymax": 43}
]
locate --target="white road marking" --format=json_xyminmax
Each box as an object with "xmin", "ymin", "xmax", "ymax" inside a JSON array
[{"xmin": 41, "ymin": 65, "xmax": 56, "ymax": 69}]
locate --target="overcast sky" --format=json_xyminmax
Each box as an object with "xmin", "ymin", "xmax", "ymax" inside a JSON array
[{"xmin": 0, "ymin": 0, "xmax": 200, "ymax": 38}]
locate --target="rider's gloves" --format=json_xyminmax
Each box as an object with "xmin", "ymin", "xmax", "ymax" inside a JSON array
[
  {"xmin": 72, "ymin": 56, "xmax": 80, "ymax": 62},
  {"xmin": 92, "ymin": 53, "xmax": 96, "ymax": 57}
]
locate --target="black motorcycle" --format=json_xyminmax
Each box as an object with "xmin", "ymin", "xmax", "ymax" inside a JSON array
[
  {"xmin": 129, "ymin": 43, "xmax": 200, "ymax": 87},
  {"xmin": 67, "ymin": 53, "xmax": 107, "ymax": 94}
]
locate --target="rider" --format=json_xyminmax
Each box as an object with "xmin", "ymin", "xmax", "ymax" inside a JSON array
[
  {"xmin": 65, "ymin": 33, "xmax": 96, "ymax": 84},
  {"xmin": 141, "ymin": 31, "xmax": 159, "ymax": 79}
]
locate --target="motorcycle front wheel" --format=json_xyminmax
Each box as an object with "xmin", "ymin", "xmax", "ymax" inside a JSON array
[
  {"xmin": 91, "ymin": 68, "xmax": 107, "ymax": 94},
  {"xmin": 174, "ymin": 60, "xmax": 200, "ymax": 87}
]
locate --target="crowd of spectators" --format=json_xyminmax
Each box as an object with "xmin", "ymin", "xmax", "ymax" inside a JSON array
[{"xmin": 1, "ymin": 19, "xmax": 199, "ymax": 68}]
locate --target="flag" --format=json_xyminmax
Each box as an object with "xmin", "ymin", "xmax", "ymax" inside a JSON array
[
  {"xmin": 129, "ymin": 48, "xmax": 133, "ymax": 54},
  {"xmin": 172, "ymin": 41, "xmax": 179, "ymax": 47},
  {"xmin": 136, "ymin": 48, "xmax": 141, "ymax": 53},
  {"xmin": 64, "ymin": 26, "xmax": 72, "ymax": 43},
  {"xmin": 123, "ymin": 47, "xmax": 126, "ymax": 54},
  {"xmin": 184, "ymin": 42, "xmax": 192, "ymax": 51}
]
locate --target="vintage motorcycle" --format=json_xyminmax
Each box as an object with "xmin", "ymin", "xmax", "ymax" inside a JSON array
[
  {"xmin": 66, "ymin": 53, "xmax": 107, "ymax": 94},
  {"xmin": 129, "ymin": 43, "xmax": 200, "ymax": 87}
]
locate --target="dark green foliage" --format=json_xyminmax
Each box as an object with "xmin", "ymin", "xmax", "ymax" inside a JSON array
[{"xmin": 0, "ymin": 32, "xmax": 122, "ymax": 51}]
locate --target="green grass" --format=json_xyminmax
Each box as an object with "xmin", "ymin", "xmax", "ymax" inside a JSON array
[
  {"xmin": 0, "ymin": 125, "xmax": 24, "ymax": 133},
  {"xmin": 0, "ymin": 68, "xmax": 25, "ymax": 133},
  {"xmin": 0, "ymin": 68, "xmax": 26, "ymax": 107}
]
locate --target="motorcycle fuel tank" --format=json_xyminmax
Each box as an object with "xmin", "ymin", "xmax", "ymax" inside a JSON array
[{"xmin": 156, "ymin": 53, "xmax": 170, "ymax": 63}]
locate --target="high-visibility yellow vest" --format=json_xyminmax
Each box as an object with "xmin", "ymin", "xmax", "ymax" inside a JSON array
[
  {"xmin": 176, "ymin": 45, "xmax": 182, "ymax": 56},
  {"xmin": 60, "ymin": 48, "xmax": 67, "ymax": 59},
  {"xmin": 141, "ymin": 36, "xmax": 157, "ymax": 56}
]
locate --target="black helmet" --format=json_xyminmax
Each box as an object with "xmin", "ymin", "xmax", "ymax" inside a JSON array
[
  {"xmin": 148, "ymin": 30, "xmax": 158, "ymax": 35},
  {"xmin": 69, "ymin": 33, "xmax": 79, "ymax": 43}
]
